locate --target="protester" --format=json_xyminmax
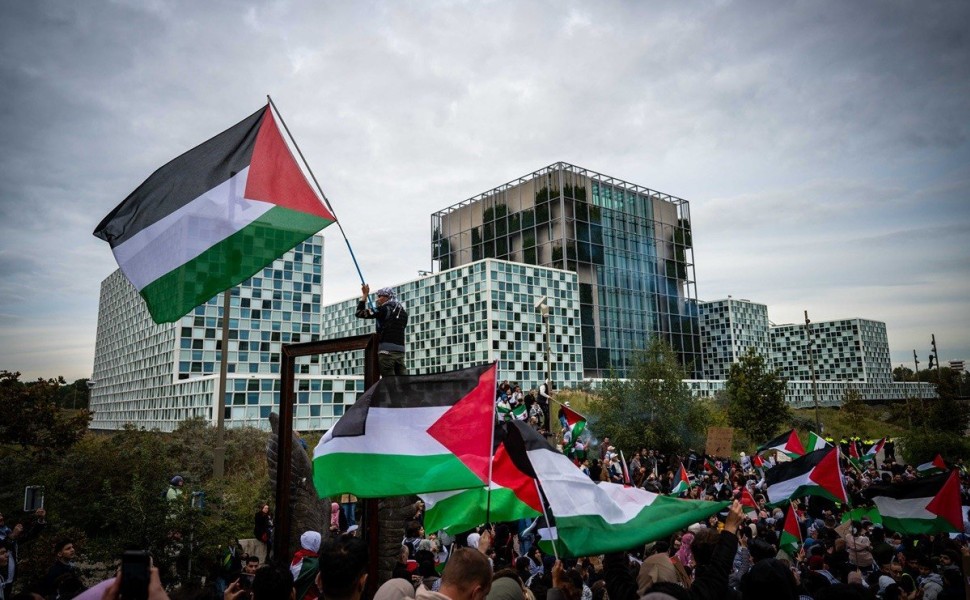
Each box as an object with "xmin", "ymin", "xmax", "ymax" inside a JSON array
[{"xmin": 356, "ymin": 285, "xmax": 408, "ymax": 376}]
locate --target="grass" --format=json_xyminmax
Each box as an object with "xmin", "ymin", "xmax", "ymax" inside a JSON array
[{"xmin": 793, "ymin": 406, "xmax": 909, "ymax": 442}]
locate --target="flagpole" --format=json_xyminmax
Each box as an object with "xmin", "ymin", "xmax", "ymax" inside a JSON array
[
  {"xmin": 534, "ymin": 480, "xmax": 559, "ymax": 561},
  {"xmin": 265, "ymin": 96, "xmax": 372, "ymax": 307},
  {"xmin": 486, "ymin": 363, "xmax": 498, "ymax": 525},
  {"xmin": 620, "ymin": 450, "xmax": 631, "ymax": 486}
]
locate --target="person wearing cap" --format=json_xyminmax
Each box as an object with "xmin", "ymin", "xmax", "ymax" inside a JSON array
[{"xmin": 357, "ymin": 284, "xmax": 408, "ymax": 377}]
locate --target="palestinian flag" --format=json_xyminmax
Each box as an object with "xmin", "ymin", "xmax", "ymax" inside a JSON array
[
  {"xmin": 916, "ymin": 454, "xmax": 948, "ymax": 476},
  {"xmin": 703, "ymin": 458, "xmax": 717, "ymax": 473},
  {"xmin": 669, "ymin": 464, "xmax": 691, "ymax": 496},
  {"xmin": 421, "ymin": 426, "xmax": 542, "ymax": 533},
  {"xmin": 752, "ymin": 454, "xmax": 767, "ymax": 470},
  {"xmin": 559, "ymin": 404, "xmax": 587, "ymax": 441},
  {"xmin": 864, "ymin": 471, "xmax": 963, "ymax": 534},
  {"xmin": 808, "ymin": 431, "xmax": 831, "ymax": 452},
  {"xmin": 779, "ymin": 503, "xmax": 802, "ymax": 558},
  {"xmin": 312, "ymin": 364, "xmax": 495, "ymax": 498},
  {"xmin": 94, "ymin": 105, "xmax": 336, "ymax": 323},
  {"xmin": 504, "ymin": 421, "xmax": 725, "ymax": 557},
  {"xmin": 848, "ymin": 440, "xmax": 864, "ymax": 470},
  {"xmin": 865, "ymin": 438, "xmax": 885, "ymax": 458},
  {"xmin": 740, "ymin": 486, "xmax": 759, "ymax": 519},
  {"xmin": 757, "ymin": 429, "xmax": 806, "ymax": 458},
  {"xmin": 765, "ymin": 447, "xmax": 848, "ymax": 506}
]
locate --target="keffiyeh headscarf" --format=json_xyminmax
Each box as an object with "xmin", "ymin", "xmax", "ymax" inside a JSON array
[{"xmin": 376, "ymin": 287, "xmax": 404, "ymax": 310}]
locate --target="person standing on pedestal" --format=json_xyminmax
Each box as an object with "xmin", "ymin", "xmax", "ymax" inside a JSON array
[{"xmin": 356, "ymin": 285, "xmax": 408, "ymax": 377}]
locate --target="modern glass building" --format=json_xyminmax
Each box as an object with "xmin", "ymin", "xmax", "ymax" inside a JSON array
[
  {"xmin": 318, "ymin": 259, "xmax": 584, "ymax": 390},
  {"xmin": 431, "ymin": 162, "xmax": 701, "ymax": 379},
  {"xmin": 691, "ymin": 298, "xmax": 931, "ymax": 404},
  {"xmin": 89, "ymin": 235, "xmax": 366, "ymax": 432},
  {"xmin": 699, "ymin": 298, "xmax": 771, "ymax": 380}
]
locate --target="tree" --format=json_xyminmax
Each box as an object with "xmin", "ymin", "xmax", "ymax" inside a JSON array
[
  {"xmin": 587, "ymin": 338, "xmax": 710, "ymax": 455},
  {"xmin": 725, "ymin": 348, "xmax": 790, "ymax": 444},
  {"xmin": 840, "ymin": 387, "xmax": 867, "ymax": 419},
  {"xmin": 0, "ymin": 370, "xmax": 91, "ymax": 456},
  {"xmin": 892, "ymin": 365, "xmax": 913, "ymax": 382}
]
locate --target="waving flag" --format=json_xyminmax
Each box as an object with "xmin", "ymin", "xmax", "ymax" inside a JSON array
[
  {"xmin": 312, "ymin": 364, "xmax": 495, "ymax": 498},
  {"xmin": 779, "ymin": 503, "xmax": 802, "ymax": 557},
  {"xmin": 765, "ymin": 447, "xmax": 848, "ymax": 506},
  {"xmin": 848, "ymin": 440, "xmax": 864, "ymax": 470},
  {"xmin": 669, "ymin": 464, "xmax": 691, "ymax": 496},
  {"xmin": 504, "ymin": 421, "xmax": 725, "ymax": 557},
  {"xmin": 422, "ymin": 425, "xmax": 542, "ymax": 533},
  {"xmin": 740, "ymin": 486, "xmax": 760, "ymax": 519},
  {"xmin": 864, "ymin": 471, "xmax": 963, "ymax": 534},
  {"xmin": 864, "ymin": 438, "xmax": 885, "ymax": 458},
  {"xmin": 757, "ymin": 429, "xmax": 806, "ymax": 458},
  {"xmin": 916, "ymin": 454, "xmax": 948, "ymax": 476},
  {"xmin": 94, "ymin": 105, "xmax": 336, "ymax": 323},
  {"xmin": 807, "ymin": 431, "xmax": 830, "ymax": 452},
  {"xmin": 559, "ymin": 404, "xmax": 587, "ymax": 441}
]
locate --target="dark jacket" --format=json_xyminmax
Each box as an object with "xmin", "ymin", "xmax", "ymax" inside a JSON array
[
  {"xmin": 604, "ymin": 530, "xmax": 739, "ymax": 600},
  {"xmin": 356, "ymin": 300, "xmax": 407, "ymax": 352}
]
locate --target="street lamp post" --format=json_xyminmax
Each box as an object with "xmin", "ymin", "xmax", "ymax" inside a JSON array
[
  {"xmin": 804, "ymin": 311, "xmax": 821, "ymax": 434},
  {"xmin": 536, "ymin": 296, "xmax": 551, "ymax": 387}
]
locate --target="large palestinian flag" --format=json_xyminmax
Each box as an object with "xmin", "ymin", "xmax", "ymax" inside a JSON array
[
  {"xmin": 504, "ymin": 421, "xmax": 726, "ymax": 557},
  {"xmin": 765, "ymin": 447, "xmax": 848, "ymax": 506},
  {"xmin": 757, "ymin": 429, "xmax": 806, "ymax": 458},
  {"xmin": 94, "ymin": 105, "xmax": 335, "ymax": 323},
  {"xmin": 863, "ymin": 471, "xmax": 964, "ymax": 535},
  {"xmin": 421, "ymin": 425, "xmax": 542, "ymax": 533},
  {"xmin": 312, "ymin": 364, "xmax": 495, "ymax": 498}
]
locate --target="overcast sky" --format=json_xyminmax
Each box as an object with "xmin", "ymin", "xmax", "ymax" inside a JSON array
[{"xmin": 1, "ymin": 0, "xmax": 968, "ymax": 381}]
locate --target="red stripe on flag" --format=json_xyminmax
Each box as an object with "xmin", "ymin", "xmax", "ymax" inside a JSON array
[
  {"xmin": 427, "ymin": 364, "xmax": 496, "ymax": 484},
  {"xmin": 246, "ymin": 107, "xmax": 336, "ymax": 221},
  {"xmin": 925, "ymin": 470, "xmax": 963, "ymax": 530},
  {"xmin": 809, "ymin": 447, "xmax": 848, "ymax": 503}
]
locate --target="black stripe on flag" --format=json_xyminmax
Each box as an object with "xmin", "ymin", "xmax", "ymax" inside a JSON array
[
  {"xmin": 94, "ymin": 107, "xmax": 267, "ymax": 247},
  {"xmin": 756, "ymin": 429, "xmax": 794, "ymax": 453},
  {"xmin": 765, "ymin": 448, "xmax": 829, "ymax": 486},
  {"xmin": 862, "ymin": 472, "xmax": 950, "ymax": 501},
  {"xmin": 502, "ymin": 419, "xmax": 561, "ymax": 479},
  {"xmin": 329, "ymin": 364, "xmax": 493, "ymax": 438}
]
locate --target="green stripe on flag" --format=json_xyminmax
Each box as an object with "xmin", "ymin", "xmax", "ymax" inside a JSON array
[
  {"xmin": 313, "ymin": 452, "xmax": 483, "ymax": 499},
  {"xmin": 424, "ymin": 487, "xmax": 539, "ymax": 533},
  {"xmin": 141, "ymin": 205, "xmax": 332, "ymax": 322},
  {"xmin": 548, "ymin": 496, "xmax": 727, "ymax": 557}
]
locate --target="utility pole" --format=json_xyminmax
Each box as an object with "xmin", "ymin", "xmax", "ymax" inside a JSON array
[
  {"xmin": 804, "ymin": 310, "xmax": 821, "ymax": 434},
  {"xmin": 914, "ymin": 350, "xmax": 925, "ymax": 431}
]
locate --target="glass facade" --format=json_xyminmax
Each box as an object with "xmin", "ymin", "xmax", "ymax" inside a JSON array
[
  {"xmin": 319, "ymin": 259, "xmax": 584, "ymax": 390},
  {"xmin": 431, "ymin": 163, "xmax": 701, "ymax": 379},
  {"xmin": 90, "ymin": 235, "xmax": 366, "ymax": 432}
]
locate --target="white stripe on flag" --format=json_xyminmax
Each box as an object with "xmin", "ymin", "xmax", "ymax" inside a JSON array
[
  {"xmin": 527, "ymin": 449, "xmax": 648, "ymax": 524},
  {"xmin": 872, "ymin": 496, "xmax": 934, "ymax": 520},
  {"xmin": 112, "ymin": 167, "xmax": 275, "ymax": 290},
  {"xmin": 766, "ymin": 471, "xmax": 814, "ymax": 504},
  {"xmin": 314, "ymin": 406, "xmax": 450, "ymax": 457}
]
